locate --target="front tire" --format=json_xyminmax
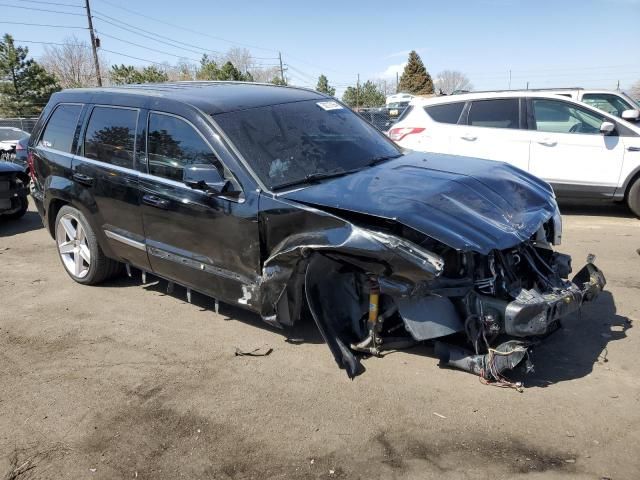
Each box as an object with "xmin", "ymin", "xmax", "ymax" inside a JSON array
[
  {"xmin": 54, "ymin": 205, "xmax": 121, "ymax": 284},
  {"xmin": 4, "ymin": 195, "xmax": 28, "ymax": 219},
  {"xmin": 627, "ymin": 178, "xmax": 640, "ymax": 218}
]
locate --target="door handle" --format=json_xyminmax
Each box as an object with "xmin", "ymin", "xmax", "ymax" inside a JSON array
[
  {"xmin": 142, "ymin": 194, "xmax": 170, "ymax": 209},
  {"xmin": 538, "ymin": 139, "xmax": 557, "ymax": 147},
  {"xmin": 627, "ymin": 146, "xmax": 640, "ymax": 152},
  {"xmin": 72, "ymin": 172, "xmax": 94, "ymax": 186},
  {"xmin": 461, "ymin": 135, "xmax": 477, "ymax": 141}
]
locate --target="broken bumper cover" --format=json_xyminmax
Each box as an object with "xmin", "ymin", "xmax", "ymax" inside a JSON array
[{"xmin": 503, "ymin": 262, "xmax": 605, "ymax": 337}]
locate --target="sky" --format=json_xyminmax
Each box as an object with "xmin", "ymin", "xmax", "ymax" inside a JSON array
[{"xmin": 2, "ymin": 0, "xmax": 639, "ymax": 97}]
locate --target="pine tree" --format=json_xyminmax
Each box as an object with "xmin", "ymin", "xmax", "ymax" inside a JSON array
[
  {"xmin": 398, "ymin": 50, "xmax": 433, "ymax": 95},
  {"xmin": 197, "ymin": 54, "xmax": 219, "ymax": 80},
  {"xmin": 271, "ymin": 75, "xmax": 287, "ymax": 86},
  {"xmin": 0, "ymin": 34, "xmax": 59, "ymax": 116},
  {"xmin": 217, "ymin": 61, "xmax": 243, "ymax": 81},
  {"xmin": 342, "ymin": 80, "xmax": 385, "ymax": 108},
  {"xmin": 316, "ymin": 74, "xmax": 335, "ymax": 96},
  {"xmin": 110, "ymin": 64, "xmax": 168, "ymax": 85}
]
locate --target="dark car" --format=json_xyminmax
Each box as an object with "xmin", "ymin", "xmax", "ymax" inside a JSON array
[
  {"xmin": 29, "ymin": 82, "xmax": 605, "ymax": 385},
  {"xmin": 12, "ymin": 135, "xmax": 30, "ymax": 171},
  {"xmin": 0, "ymin": 161, "xmax": 29, "ymax": 219}
]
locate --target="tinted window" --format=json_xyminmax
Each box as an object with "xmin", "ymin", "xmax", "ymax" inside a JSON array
[
  {"xmin": 147, "ymin": 113, "xmax": 219, "ymax": 182},
  {"xmin": 84, "ymin": 106, "xmax": 137, "ymax": 168},
  {"xmin": 214, "ymin": 99, "xmax": 401, "ymax": 190},
  {"xmin": 532, "ymin": 99, "xmax": 606, "ymax": 134},
  {"xmin": 395, "ymin": 105, "xmax": 413, "ymax": 123},
  {"xmin": 425, "ymin": 102, "xmax": 465, "ymax": 124},
  {"xmin": 467, "ymin": 99, "xmax": 519, "ymax": 129},
  {"xmin": 39, "ymin": 104, "xmax": 82, "ymax": 153},
  {"xmin": 582, "ymin": 93, "xmax": 632, "ymax": 117}
]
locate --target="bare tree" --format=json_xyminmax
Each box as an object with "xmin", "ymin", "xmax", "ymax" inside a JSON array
[
  {"xmin": 224, "ymin": 47, "xmax": 254, "ymax": 75},
  {"xmin": 434, "ymin": 70, "xmax": 473, "ymax": 95},
  {"xmin": 374, "ymin": 79, "xmax": 395, "ymax": 97},
  {"xmin": 630, "ymin": 79, "xmax": 640, "ymax": 101},
  {"xmin": 41, "ymin": 36, "xmax": 107, "ymax": 88}
]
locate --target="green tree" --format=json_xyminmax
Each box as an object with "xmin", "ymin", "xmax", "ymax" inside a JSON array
[
  {"xmin": 197, "ymin": 54, "xmax": 219, "ymax": 80},
  {"xmin": 110, "ymin": 64, "xmax": 168, "ymax": 85},
  {"xmin": 316, "ymin": 74, "xmax": 335, "ymax": 96},
  {"xmin": 342, "ymin": 80, "xmax": 385, "ymax": 108},
  {"xmin": 217, "ymin": 61, "xmax": 244, "ymax": 81},
  {"xmin": 398, "ymin": 50, "xmax": 433, "ymax": 95},
  {"xmin": 270, "ymin": 75, "xmax": 287, "ymax": 86},
  {"xmin": 0, "ymin": 34, "xmax": 59, "ymax": 116}
]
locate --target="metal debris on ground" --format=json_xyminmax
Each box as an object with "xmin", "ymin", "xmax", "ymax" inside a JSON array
[{"xmin": 234, "ymin": 346, "xmax": 273, "ymax": 357}]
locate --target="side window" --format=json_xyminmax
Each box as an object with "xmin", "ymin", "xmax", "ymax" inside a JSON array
[
  {"xmin": 84, "ymin": 106, "xmax": 137, "ymax": 168},
  {"xmin": 425, "ymin": 102, "xmax": 465, "ymax": 124},
  {"xmin": 39, "ymin": 104, "xmax": 83, "ymax": 153},
  {"xmin": 582, "ymin": 94, "xmax": 632, "ymax": 117},
  {"xmin": 147, "ymin": 113, "xmax": 219, "ymax": 182},
  {"xmin": 532, "ymin": 99, "xmax": 606, "ymax": 134},
  {"xmin": 467, "ymin": 99, "xmax": 520, "ymax": 129}
]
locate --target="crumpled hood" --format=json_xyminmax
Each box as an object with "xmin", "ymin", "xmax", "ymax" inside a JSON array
[{"xmin": 281, "ymin": 152, "xmax": 558, "ymax": 254}]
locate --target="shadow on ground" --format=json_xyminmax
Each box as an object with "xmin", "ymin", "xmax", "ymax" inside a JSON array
[
  {"xmin": 0, "ymin": 211, "xmax": 43, "ymax": 237},
  {"xmin": 558, "ymin": 200, "xmax": 635, "ymax": 218},
  {"xmin": 522, "ymin": 290, "xmax": 631, "ymax": 387}
]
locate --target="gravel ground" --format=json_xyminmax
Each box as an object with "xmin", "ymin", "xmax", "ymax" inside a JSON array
[{"xmin": 0, "ymin": 202, "xmax": 638, "ymax": 480}]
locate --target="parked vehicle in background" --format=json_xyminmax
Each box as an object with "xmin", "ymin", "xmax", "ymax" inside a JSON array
[
  {"xmin": 357, "ymin": 107, "xmax": 393, "ymax": 131},
  {"xmin": 388, "ymin": 92, "xmax": 640, "ymax": 217},
  {"xmin": 6, "ymin": 136, "xmax": 30, "ymax": 172},
  {"xmin": 0, "ymin": 162, "xmax": 29, "ymax": 219},
  {"xmin": 29, "ymin": 82, "xmax": 604, "ymax": 384},
  {"xmin": 386, "ymin": 93, "xmax": 414, "ymax": 121},
  {"xmin": 536, "ymin": 88, "xmax": 640, "ymax": 123},
  {"xmin": 0, "ymin": 127, "xmax": 29, "ymax": 161}
]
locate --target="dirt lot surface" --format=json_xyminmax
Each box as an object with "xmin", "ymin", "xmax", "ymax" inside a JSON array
[{"xmin": 1, "ymin": 202, "xmax": 638, "ymax": 480}]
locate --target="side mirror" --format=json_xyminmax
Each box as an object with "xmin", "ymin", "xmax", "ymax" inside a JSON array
[
  {"xmin": 621, "ymin": 109, "xmax": 640, "ymax": 121},
  {"xmin": 183, "ymin": 164, "xmax": 239, "ymax": 197},
  {"xmin": 600, "ymin": 121, "xmax": 616, "ymax": 135}
]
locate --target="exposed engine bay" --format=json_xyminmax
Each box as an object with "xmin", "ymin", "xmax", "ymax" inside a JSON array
[{"xmin": 295, "ymin": 217, "xmax": 605, "ymax": 390}]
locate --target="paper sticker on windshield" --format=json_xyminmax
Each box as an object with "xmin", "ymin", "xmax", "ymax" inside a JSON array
[{"xmin": 316, "ymin": 101, "xmax": 343, "ymax": 111}]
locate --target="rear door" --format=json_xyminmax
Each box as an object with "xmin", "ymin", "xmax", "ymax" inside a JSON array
[
  {"xmin": 527, "ymin": 98, "xmax": 624, "ymax": 198},
  {"xmin": 452, "ymin": 98, "xmax": 531, "ymax": 171},
  {"xmin": 73, "ymin": 105, "xmax": 150, "ymax": 269},
  {"xmin": 420, "ymin": 101, "xmax": 466, "ymax": 154}
]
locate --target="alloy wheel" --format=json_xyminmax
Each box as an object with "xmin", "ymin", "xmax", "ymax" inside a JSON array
[{"xmin": 56, "ymin": 213, "xmax": 91, "ymax": 279}]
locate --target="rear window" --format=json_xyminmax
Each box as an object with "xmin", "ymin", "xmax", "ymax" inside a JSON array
[
  {"xmin": 467, "ymin": 99, "xmax": 520, "ymax": 129},
  {"xmin": 0, "ymin": 128, "xmax": 28, "ymax": 141},
  {"xmin": 425, "ymin": 102, "xmax": 465, "ymax": 124},
  {"xmin": 214, "ymin": 99, "xmax": 400, "ymax": 190},
  {"xmin": 38, "ymin": 104, "xmax": 82, "ymax": 153},
  {"xmin": 83, "ymin": 106, "xmax": 137, "ymax": 169}
]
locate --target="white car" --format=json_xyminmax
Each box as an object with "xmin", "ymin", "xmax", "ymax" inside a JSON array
[
  {"xmin": 531, "ymin": 88, "xmax": 640, "ymax": 123},
  {"xmin": 388, "ymin": 92, "xmax": 640, "ymax": 216},
  {"xmin": 0, "ymin": 127, "xmax": 29, "ymax": 160}
]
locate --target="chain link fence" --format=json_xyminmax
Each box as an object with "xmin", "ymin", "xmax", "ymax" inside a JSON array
[
  {"xmin": 0, "ymin": 117, "xmax": 39, "ymax": 133},
  {"xmin": 355, "ymin": 107, "xmax": 408, "ymax": 132}
]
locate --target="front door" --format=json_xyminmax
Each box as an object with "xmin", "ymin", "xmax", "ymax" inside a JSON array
[
  {"xmin": 73, "ymin": 105, "xmax": 150, "ymax": 269},
  {"xmin": 528, "ymin": 98, "xmax": 624, "ymax": 198},
  {"xmin": 139, "ymin": 111, "xmax": 260, "ymax": 304}
]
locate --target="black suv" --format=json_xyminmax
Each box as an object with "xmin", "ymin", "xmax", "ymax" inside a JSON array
[{"xmin": 30, "ymin": 82, "xmax": 604, "ymax": 383}]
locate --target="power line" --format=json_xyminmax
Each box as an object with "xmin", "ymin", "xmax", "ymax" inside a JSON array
[
  {"xmin": 94, "ymin": 0, "xmax": 278, "ymax": 53},
  {"xmin": 0, "ymin": 20, "xmax": 86, "ymax": 28},
  {"xmin": 0, "ymin": 2, "xmax": 85, "ymax": 15},
  {"xmin": 13, "ymin": 0, "xmax": 83, "ymax": 7},
  {"xmin": 97, "ymin": 31, "xmax": 200, "ymax": 63},
  {"xmin": 92, "ymin": 12, "xmax": 220, "ymax": 57},
  {"xmin": 99, "ymin": 48, "xmax": 167, "ymax": 66}
]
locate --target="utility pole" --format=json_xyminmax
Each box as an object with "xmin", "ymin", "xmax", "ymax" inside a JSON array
[
  {"xmin": 278, "ymin": 52, "xmax": 285, "ymax": 84},
  {"xmin": 356, "ymin": 73, "xmax": 360, "ymax": 109},
  {"xmin": 84, "ymin": 0, "xmax": 102, "ymax": 86},
  {"xmin": 508, "ymin": 69, "xmax": 512, "ymax": 89},
  {"xmin": 396, "ymin": 71, "xmax": 399, "ymax": 93}
]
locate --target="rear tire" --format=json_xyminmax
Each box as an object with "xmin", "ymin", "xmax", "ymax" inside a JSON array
[
  {"xmin": 627, "ymin": 178, "xmax": 640, "ymax": 218},
  {"xmin": 54, "ymin": 205, "xmax": 121, "ymax": 285}
]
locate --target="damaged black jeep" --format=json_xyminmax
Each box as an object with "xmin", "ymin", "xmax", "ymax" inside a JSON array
[{"xmin": 30, "ymin": 83, "xmax": 605, "ymax": 385}]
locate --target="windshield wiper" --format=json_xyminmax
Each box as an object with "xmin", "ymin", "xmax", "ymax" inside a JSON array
[
  {"xmin": 366, "ymin": 153, "xmax": 403, "ymax": 167},
  {"xmin": 273, "ymin": 168, "xmax": 361, "ymax": 190}
]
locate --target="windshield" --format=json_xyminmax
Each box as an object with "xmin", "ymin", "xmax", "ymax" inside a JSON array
[
  {"xmin": 214, "ymin": 99, "xmax": 401, "ymax": 190},
  {"xmin": 0, "ymin": 129, "xmax": 28, "ymax": 141}
]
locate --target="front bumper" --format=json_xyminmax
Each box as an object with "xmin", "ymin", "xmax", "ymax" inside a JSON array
[
  {"xmin": 0, "ymin": 182, "xmax": 28, "ymax": 213},
  {"xmin": 479, "ymin": 262, "xmax": 606, "ymax": 338}
]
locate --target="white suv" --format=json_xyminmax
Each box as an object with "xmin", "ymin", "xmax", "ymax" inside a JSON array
[{"xmin": 388, "ymin": 92, "xmax": 640, "ymax": 216}]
